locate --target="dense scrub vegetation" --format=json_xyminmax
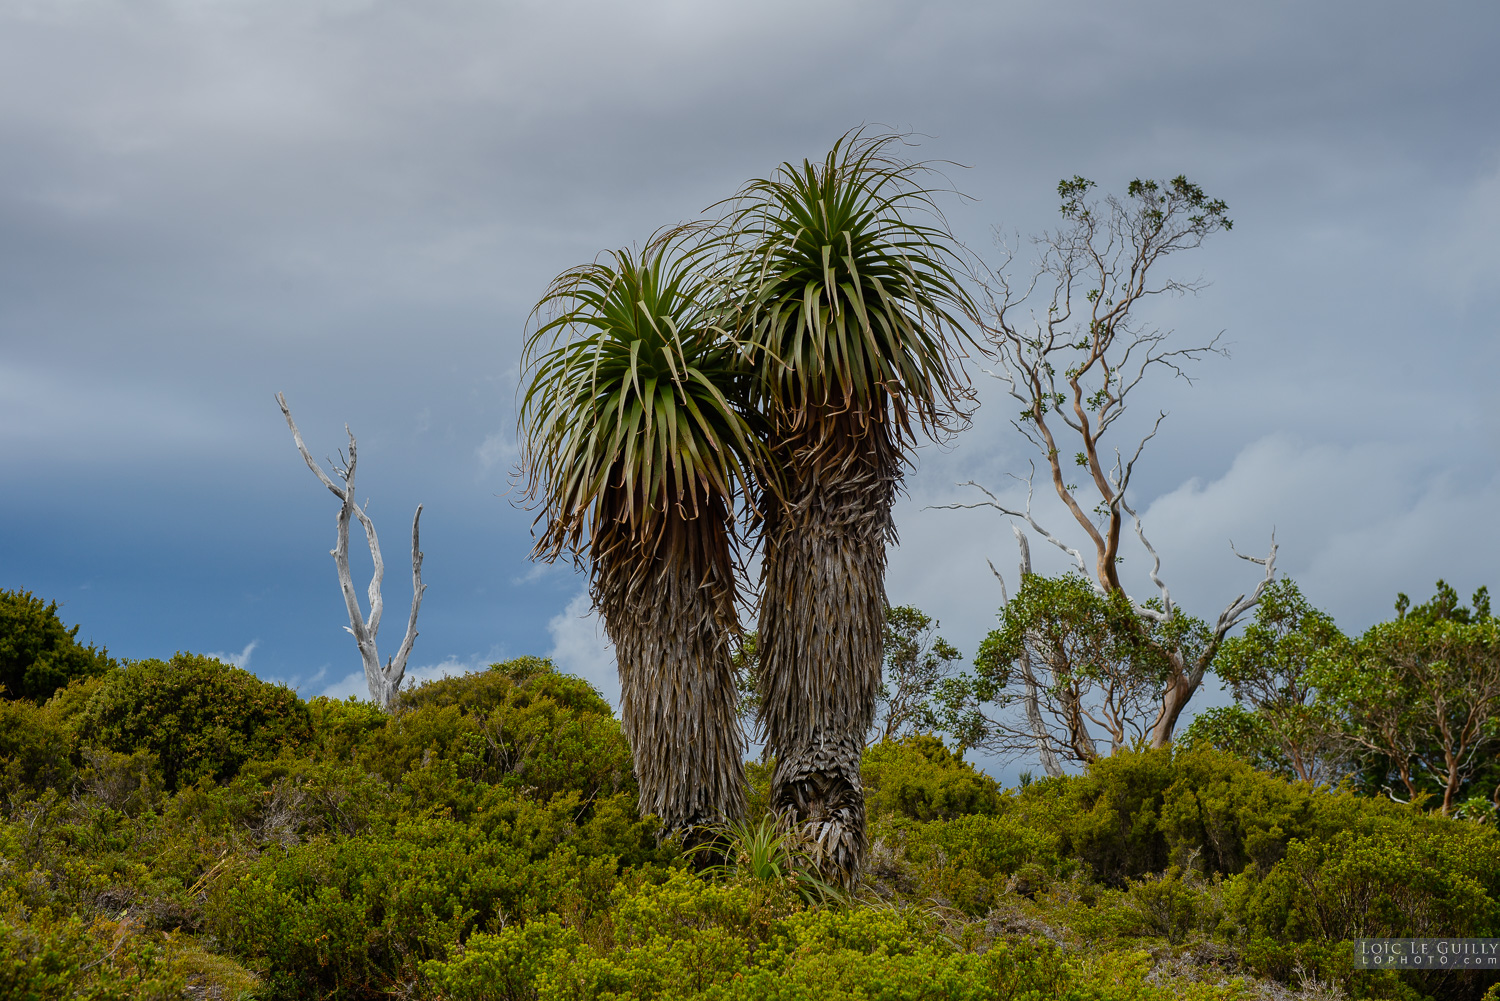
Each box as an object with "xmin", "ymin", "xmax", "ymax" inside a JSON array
[{"xmin": 1, "ymin": 604, "xmax": 1497, "ymax": 1000}]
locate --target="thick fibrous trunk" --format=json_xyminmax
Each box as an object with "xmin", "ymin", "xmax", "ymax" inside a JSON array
[
  {"xmin": 595, "ymin": 523, "xmax": 746, "ymax": 837},
  {"xmin": 758, "ymin": 426, "xmax": 896, "ymax": 885}
]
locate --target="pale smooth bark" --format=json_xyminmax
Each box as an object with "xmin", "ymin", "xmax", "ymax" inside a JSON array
[
  {"xmin": 278, "ymin": 393, "xmax": 425, "ymax": 709},
  {"xmin": 939, "ymin": 178, "xmax": 1274, "ymax": 749},
  {"xmin": 1003, "ymin": 528, "xmax": 1065, "ymax": 778}
]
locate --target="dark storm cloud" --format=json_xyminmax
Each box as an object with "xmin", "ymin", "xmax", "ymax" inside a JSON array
[{"xmin": 2, "ymin": 0, "xmax": 1496, "ymax": 716}]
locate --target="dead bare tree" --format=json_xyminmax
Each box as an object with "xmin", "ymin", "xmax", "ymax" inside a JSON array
[
  {"xmin": 277, "ymin": 393, "xmax": 425, "ymax": 709},
  {"xmin": 994, "ymin": 528, "xmax": 1064, "ymax": 777},
  {"xmin": 940, "ymin": 176, "xmax": 1276, "ymax": 749}
]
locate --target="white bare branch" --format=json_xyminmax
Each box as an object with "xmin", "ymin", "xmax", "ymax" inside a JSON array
[
  {"xmin": 928, "ymin": 471, "xmax": 1092, "ymax": 581},
  {"xmin": 387, "ymin": 505, "xmax": 427, "ymax": 685},
  {"xmin": 1011, "ymin": 526, "xmax": 1065, "ymax": 778},
  {"xmin": 277, "ymin": 392, "xmax": 425, "ymax": 709},
  {"xmin": 957, "ymin": 176, "xmax": 1274, "ymax": 750},
  {"xmin": 1118, "ymin": 494, "xmax": 1171, "ymax": 621},
  {"xmin": 1216, "ymin": 534, "xmax": 1279, "ymax": 641}
]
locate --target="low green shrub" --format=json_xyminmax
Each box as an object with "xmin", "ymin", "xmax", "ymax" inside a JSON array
[
  {"xmin": 78, "ymin": 652, "xmax": 311, "ymax": 791},
  {"xmin": 862, "ymin": 735, "xmax": 1003, "ymax": 822},
  {"xmin": 307, "ymin": 696, "xmax": 389, "ymax": 762},
  {"xmin": 422, "ymin": 871, "xmax": 1253, "ymax": 1001},
  {"xmin": 204, "ymin": 790, "xmax": 673, "ymax": 999},
  {"xmin": 6, "ymin": 639, "xmax": 1499, "ymax": 1001},
  {"xmin": 0, "ymin": 891, "xmax": 184, "ymax": 1001},
  {"xmin": 358, "ymin": 658, "xmax": 632, "ymax": 806},
  {"xmin": 421, "ymin": 913, "xmax": 582, "ymax": 1001},
  {"xmin": 896, "ymin": 812, "xmax": 1067, "ymax": 916},
  {"xmin": 1029, "ymin": 746, "xmax": 1431, "ymax": 886},
  {"xmin": 1226, "ymin": 824, "xmax": 1500, "ymax": 984},
  {"xmin": 0, "ymin": 699, "xmax": 73, "ymax": 806}
]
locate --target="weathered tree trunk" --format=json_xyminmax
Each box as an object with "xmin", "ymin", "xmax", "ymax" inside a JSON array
[
  {"xmin": 757, "ymin": 431, "xmax": 895, "ymax": 885},
  {"xmin": 1148, "ymin": 657, "xmax": 1200, "ymax": 749},
  {"xmin": 1010, "ymin": 529, "xmax": 1064, "ymax": 779},
  {"xmin": 278, "ymin": 393, "xmax": 425, "ymax": 710},
  {"xmin": 594, "ymin": 511, "xmax": 747, "ymax": 837}
]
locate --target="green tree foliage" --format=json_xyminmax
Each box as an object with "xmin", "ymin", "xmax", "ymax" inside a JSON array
[
  {"xmin": 975, "ymin": 573, "xmax": 1172, "ymax": 764},
  {"xmin": 1178, "ymin": 705, "xmax": 1285, "ymax": 774},
  {"xmin": 1312, "ymin": 581, "xmax": 1500, "ymax": 815},
  {"xmin": 0, "ymin": 589, "xmax": 115, "ymax": 702},
  {"xmin": 1184, "ymin": 579, "xmax": 1350, "ymax": 784},
  {"xmin": 79, "ymin": 652, "xmax": 311, "ymax": 791},
  {"xmin": 873, "ymin": 606, "xmax": 964, "ymax": 743}
]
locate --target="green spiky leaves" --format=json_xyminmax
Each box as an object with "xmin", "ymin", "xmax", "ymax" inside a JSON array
[
  {"xmin": 723, "ymin": 130, "xmax": 976, "ymax": 441},
  {"xmin": 519, "ymin": 227, "xmax": 763, "ymax": 564}
]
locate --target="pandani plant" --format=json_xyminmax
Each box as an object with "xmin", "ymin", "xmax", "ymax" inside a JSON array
[
  {"xmin": 517, "ymin": 226, "xmax": 765, "ymax": 836},
  {"xmin": 720, "ymin": 130, "xmax": 975, "ymax": 883}
]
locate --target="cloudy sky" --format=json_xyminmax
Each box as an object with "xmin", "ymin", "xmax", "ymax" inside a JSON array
[{"xmin": 3, "ymin": 1, "xmax": 1497, "ymax": 770}]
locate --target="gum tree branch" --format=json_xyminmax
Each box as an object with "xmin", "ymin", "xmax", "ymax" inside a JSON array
[{"xmin": 277, "ymin": 392, "xmax": 426, "ymax": 708}]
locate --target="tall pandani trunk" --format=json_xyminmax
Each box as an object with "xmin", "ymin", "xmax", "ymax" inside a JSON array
[
  {"xmin": 593, "ymin": 499, "xmax": 747, "ymax": 838},
  {"xmin": 757, "ymin": 417, "xmax": 899, "ymax": 885}
]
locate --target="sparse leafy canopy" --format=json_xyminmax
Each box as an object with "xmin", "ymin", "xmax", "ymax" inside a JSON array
[
  {"xmin": 875, "ymin": 605, "xmax": 963, "ymax": 743},
  {"xmin": 1312, "ymin": 582, "xmax": 1500, "ymax": 815},
  {"xmin": 1199, "ymin": 579, "xmax": 1349, "ymax": 784},
  {"xmin": 976, "ymin": 573, "xmax": 1169, "ymax": 763}
]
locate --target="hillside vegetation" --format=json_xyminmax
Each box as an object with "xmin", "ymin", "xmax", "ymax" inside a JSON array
[{"xmin": 2, "ymin": 638, "xmax": 1498, "ymax": 1001}]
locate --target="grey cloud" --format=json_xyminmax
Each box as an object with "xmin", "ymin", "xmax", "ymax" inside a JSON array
[{"xmin": 2, "ymin": 0, "xmax": 1496, "ymax": 713}]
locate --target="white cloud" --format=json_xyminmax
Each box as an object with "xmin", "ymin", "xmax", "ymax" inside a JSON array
[
  {"xmin": 316, "ymin": 650, "xmax": 505, "ymax": 700},
  {"xmin": 476, "ymin": 431, "xmax": 517, "ymax": 473},
  {"xmin": 316, "ymin": 668, "xmax": 372, "ymax": 701},
  {"xmin": 888, "ymin": 432, "xmax": 1500, "ymax": 781},
  {"xmin": 206, "ymin": 639, "xmax": 258, "ymax": 670},
  {"xmin": 546, "ymin": 588, "xmax": 618, "ymax": 711},
  {"xmin": 511, "ymin": 561, "xmax": 562, "ymax": 586},
  {"xmin": 1131, "ymin": 435, "xmax": 1500, "ymax": 632}
]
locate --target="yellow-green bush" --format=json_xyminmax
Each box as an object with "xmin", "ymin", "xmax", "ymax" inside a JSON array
[
  {"xmin": 421, "ymin": 871, "xmax": 1258, "ymax": 1001},
  {"xmin": 863, "ymin": 735, "xmax": 1003, "ymax": 822},
  {"xmin": 78, "ymin": 652, "xmax": 311, "ymax": 791},
  {"xmin": 895, "ymin": 812, "xmax": 1067, "ymax": 915},
  {"xmin": 5, "ymin": 652, "xmax": 1499, "ymax": 1001},
  {"xmin": 0, "ymin": 891, "xmax": 184, "ymax": 1001},
  {"xmin": 357, "ymin": 657, "xmax": 633, "ymax": 805},
  {"xmin": 0, "ymin": 699, "xmax": 73, "ymax": 807}
]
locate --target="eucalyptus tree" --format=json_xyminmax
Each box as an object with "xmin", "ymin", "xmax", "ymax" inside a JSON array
[
  {"xmin": 518, "ymin": 228, "xmax": 761, "ymax": 836},
  {"xmin": 938, "ymin": 175, "xmax": 1276, "ymax": 749},
  {"xmin": 724, "ymin": 132, "xmax": 974, "ymax": 882}
]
